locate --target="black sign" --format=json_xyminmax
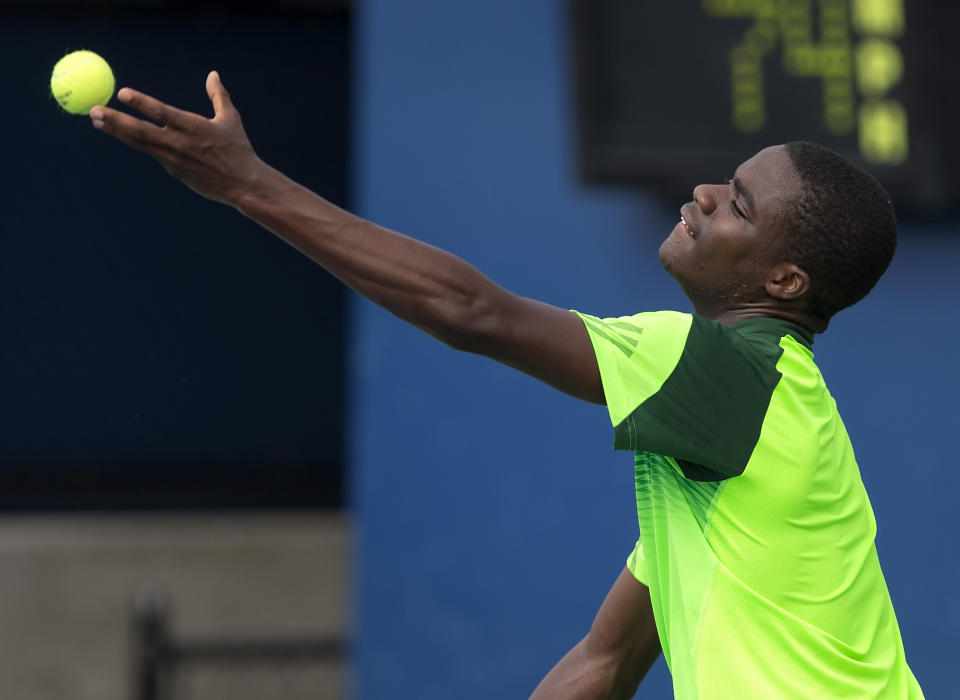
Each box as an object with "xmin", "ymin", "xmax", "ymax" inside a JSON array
[{"xmin": 573, "ymin": 0, "xmax": 960, "ymax": 210}]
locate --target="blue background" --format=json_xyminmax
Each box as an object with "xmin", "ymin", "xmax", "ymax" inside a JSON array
[{"xmin": 350, "ymin": 1, "xmax": 958, "ymax": 697}]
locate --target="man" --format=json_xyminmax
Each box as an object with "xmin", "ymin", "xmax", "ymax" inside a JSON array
[{"xmin": 90, "ymin": 72, "xmax": 923, "ymax": 698}]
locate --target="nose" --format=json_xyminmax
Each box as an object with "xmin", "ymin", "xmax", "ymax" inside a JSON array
[{"xmin": 693, "ymin": 184, "xmax": 717, "ymax": 214}]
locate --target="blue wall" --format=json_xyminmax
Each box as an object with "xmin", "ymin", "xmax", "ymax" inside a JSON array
[{"xmin": 351, "ymin": 1, "xmax": 958, "ymax": 697}]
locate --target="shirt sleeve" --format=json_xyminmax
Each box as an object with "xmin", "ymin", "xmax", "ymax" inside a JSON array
[
  {"xmin": 574, "ymin": 310, "xmax": 782, "ymax": 479},
  {"xmin": 626, "ymin": 538, "xmax": 648, "ymax": 585}
]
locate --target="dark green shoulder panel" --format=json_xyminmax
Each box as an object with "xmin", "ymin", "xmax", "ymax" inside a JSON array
[{"xmin": 613, "ymin": 315, "xmax": 784, "ymax": 479}]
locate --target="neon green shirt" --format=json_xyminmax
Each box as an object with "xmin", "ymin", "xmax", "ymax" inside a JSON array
[{"xmin": 576, "ymin": 310, "xmax": 923, "ymax": 699}]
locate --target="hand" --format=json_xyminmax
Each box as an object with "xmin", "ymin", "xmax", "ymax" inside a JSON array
[{"xmin": 90, "ymin": 71, "xmax": 265, "ymax": 206}]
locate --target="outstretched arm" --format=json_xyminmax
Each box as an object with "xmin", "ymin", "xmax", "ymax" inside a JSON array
[
  {"xmin": 90, "ymin": 72, "xmax": 602, "ymax": 404},
  {"xmin": 530, "ymin": 568, "xmax": 662, "ymax": 699}
]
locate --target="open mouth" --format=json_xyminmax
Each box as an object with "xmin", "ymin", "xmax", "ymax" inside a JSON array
[{"xmin": 680, "ymin": 214, "xmax": 696, "ymax": 239}]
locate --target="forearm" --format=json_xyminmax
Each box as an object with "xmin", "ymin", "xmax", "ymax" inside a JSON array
[
  {"xmin": 531, "ymin": 570, "xmax": 661, "ymax": 699},
  {"xmin": 530, "ymin": 636, "xmax": 644, "ymax": 700},
  {"xmin": 232, "ymin": 163, "xmax": 501, "ymax": 348},
  {"xmin": 90, "ymin": 78, "xmax": 604, "ymax": 402}
]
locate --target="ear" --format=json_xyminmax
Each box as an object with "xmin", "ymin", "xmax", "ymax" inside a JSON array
[{"xmin": 765, "ymin": 263, "xmax": 810, "ymax": 301}]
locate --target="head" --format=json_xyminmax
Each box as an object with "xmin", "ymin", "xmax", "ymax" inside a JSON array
[{"xmin": 659, "ymin": 142, "xmax": 897, "ymax": 332}]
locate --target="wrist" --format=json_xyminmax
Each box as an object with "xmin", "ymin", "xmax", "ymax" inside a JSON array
[{"xmin": 227, "ymin": 159, "xmax": 290, "ymax": 215}]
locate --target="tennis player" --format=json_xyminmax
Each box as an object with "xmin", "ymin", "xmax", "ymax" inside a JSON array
[{"xmin": 90, "ymin": 72, "xmax": 923, "ymax": 699}]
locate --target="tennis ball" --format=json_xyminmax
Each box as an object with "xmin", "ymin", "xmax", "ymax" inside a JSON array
[{"xmin": 50, "ymin": 50, "xmax": 115, "ymax": 115}]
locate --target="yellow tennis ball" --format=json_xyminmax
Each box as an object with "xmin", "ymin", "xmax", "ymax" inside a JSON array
[{"xmin": 50, "ymin": 50, "xmax": 115, "ymax": 115}]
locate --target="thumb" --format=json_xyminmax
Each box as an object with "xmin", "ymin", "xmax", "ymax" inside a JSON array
[{"xmin": 206, "ymin": 70, "xmax": 235, "ymax": 120}]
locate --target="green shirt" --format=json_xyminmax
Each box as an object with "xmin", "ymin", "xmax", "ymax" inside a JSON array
[{"xmin": 576, "ymin": 310, "xmax": 923, "ymax": 700}]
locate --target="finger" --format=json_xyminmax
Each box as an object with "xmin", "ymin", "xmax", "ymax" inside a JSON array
[
  {"xmin": 206, "ymin": 71, "xmax": 236, "ymax": 121},
  {"xmin": 116, "ymin": 87, "xmax": 199, "ymax": 130},
  {"xmin": 90, "ymin": 104, "xmax": 168, "ymax": 152}
]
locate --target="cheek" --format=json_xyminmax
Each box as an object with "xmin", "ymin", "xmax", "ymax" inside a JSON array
[
  {"xmin": 703, "ymin": 230, "xmax": 760, "ymax": 266},
  {"xmin": 691, "ymin": 240, "xmax": 764, "ymax": 291}
]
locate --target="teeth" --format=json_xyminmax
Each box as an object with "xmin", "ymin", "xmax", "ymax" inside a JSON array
[{"xmin": 680, "ymin": 215, "xmax": 695, "ymax": 238}]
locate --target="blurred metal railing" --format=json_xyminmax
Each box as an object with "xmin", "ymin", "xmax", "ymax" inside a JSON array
[{"xmin": 133, "ymin": 592, "xmax": 344, "ymax": 700}]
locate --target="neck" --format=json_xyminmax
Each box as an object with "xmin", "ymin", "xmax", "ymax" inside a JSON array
[{"xmin": 694, "ymin": 301, "xmax": 825, "ymax": 333}]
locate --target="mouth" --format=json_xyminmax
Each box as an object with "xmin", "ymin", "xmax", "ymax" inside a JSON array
[{"xmin": 679, "ymin": 210, "xmax": 696, "ymax": 239}]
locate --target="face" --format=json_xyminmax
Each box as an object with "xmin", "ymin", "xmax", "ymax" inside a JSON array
[{"xmin": 659, "ymin": 145, "xmax": 801, "ymax": 315}]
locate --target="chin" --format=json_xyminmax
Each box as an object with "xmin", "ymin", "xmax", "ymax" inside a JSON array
[
  {"xmin": 658, "ymin": 239, "xmax": 678, "ymax": 274},
  {"xmin": 658, "ymin": 242, "xmax": 698, "ymax": 300}
]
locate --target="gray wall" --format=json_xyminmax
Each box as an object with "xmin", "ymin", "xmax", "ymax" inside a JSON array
[
  {"xmin": 0, "ymin": 513, "xmax": 345, "ymax": 700},
  {"xmin": 351, "ymin": 1, "xmax": 958, "ymax": 697}
]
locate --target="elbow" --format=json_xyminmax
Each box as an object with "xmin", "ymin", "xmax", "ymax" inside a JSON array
[{"xmin": 423, "ymin": 292, "xmax": 507, "ymax": 355}]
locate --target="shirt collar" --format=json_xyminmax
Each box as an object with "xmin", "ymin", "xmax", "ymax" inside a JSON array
[{"xmin": 730, "ymin": 315, "xmax": 815, "ymax": 351}]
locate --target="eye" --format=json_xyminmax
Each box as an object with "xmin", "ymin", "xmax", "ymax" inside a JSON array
[{"xmin": 727, "ymin": 178, "xmax": 745, "ymax": 218}]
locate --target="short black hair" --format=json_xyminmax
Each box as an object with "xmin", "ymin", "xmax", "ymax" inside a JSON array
[{"xmin": 779, "ymin": 141, "xmax": 897, "ymax": 323}]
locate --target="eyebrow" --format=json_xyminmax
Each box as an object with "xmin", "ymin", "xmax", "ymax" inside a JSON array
[{"xmin": 732, "ymin": 175, "xmax": 756, "ymax": 214}]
